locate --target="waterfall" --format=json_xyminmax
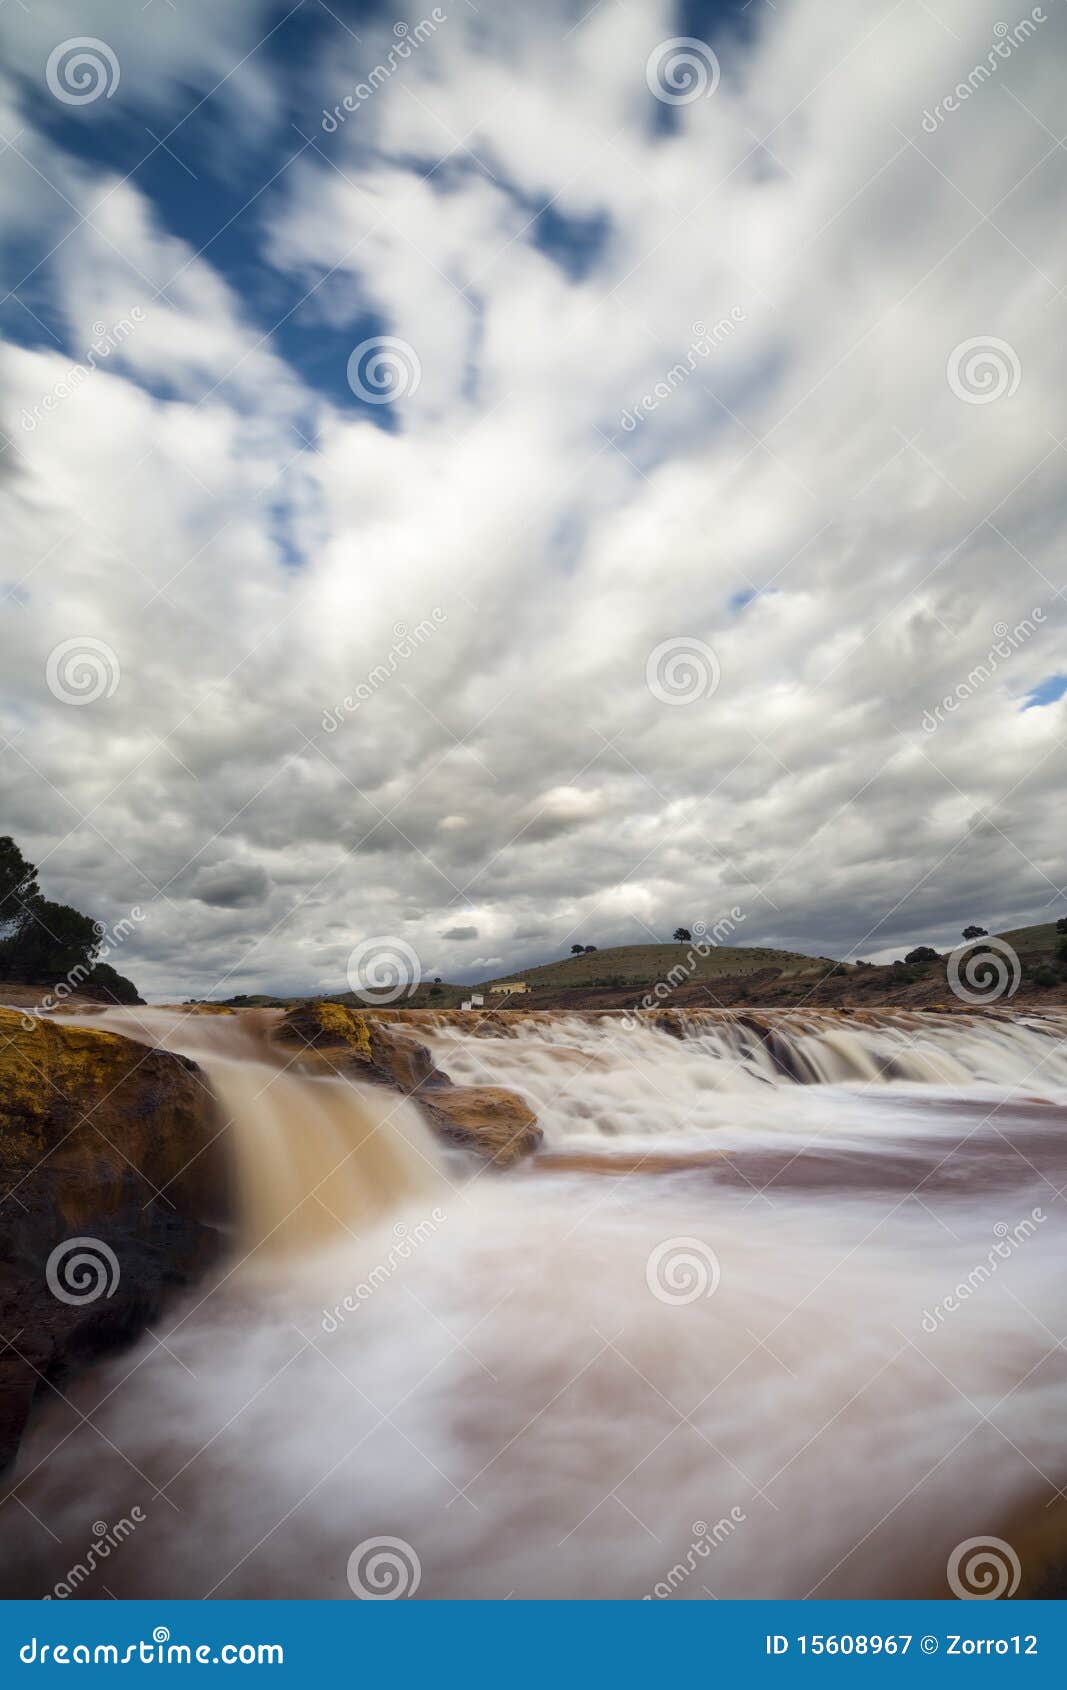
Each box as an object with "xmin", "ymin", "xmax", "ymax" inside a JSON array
[
  {"xmin": 47, "ymin": 1005, "xmax": 445, "ymax": 1257},
  {"xmin": 204, "ymin": 1060, "xmax": 443, "ymax": 1258},
  {"xmin": 6, "ymin": 1004, "xmax": 1065, "ymax": 1600},
  {"xmin": 424, "ymin": 1009, "xmax": 1067, "ymax": 1146}
]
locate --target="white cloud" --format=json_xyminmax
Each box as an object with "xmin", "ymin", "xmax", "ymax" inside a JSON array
[{"xmin": 1, "ymin": 0, "xmax": 1065, "ymax": 997}]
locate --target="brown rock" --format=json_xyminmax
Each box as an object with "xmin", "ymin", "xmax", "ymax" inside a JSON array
[
  {"xmin": 0, "ymin": 1008, "xmax": 225, "ymax": 1469},
  {"xmin": 422, "ymin": 1086, "xmax": 542, "ymax": 1167},
  {"xmin": 273, "ymin": 1002, "xmax": 542, "ymax": 1166}
]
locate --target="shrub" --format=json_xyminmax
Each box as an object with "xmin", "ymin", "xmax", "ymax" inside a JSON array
[{"xmin": 904, "ymin": 946, "xmax": 940, "ymax": 965}]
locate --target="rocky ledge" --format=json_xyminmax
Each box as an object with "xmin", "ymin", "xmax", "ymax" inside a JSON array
[
  {"xmin": 0, "ymin": 1008, "xmax": 226, "ymax": 1470},
  {"xmin": 274, "ymin": 1001, "xmax": 542, "ymax": 1167},
  {"xmin": 0, "ymin": 1000, "xmax": 541, "ymax": 1470}
]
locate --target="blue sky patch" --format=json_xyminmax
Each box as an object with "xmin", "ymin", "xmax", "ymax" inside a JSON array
[{"xmin": 1022, "ymin": 673, "xmax": 1067, "ymax": 710}]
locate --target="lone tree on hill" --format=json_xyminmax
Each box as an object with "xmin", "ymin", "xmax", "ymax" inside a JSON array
[
  {"xmin": 570, "ymin": 943, "xmax": 584, "ymax": 955},
  {"xmin": 583, "ymin": 944, "xmax": 597, "ymax": 953},
  {"xmin": 673, "ymin": 927, "xmax": 692, "ymax": 943},
  {"xmin": 962, "ymin": 925, "xmax": 989, "ymax": 940}
]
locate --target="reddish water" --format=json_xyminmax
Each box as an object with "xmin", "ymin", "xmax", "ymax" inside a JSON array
[{"xmin": 3, "ymin": 1007, "xmax": 1065, "ymax": 1599}]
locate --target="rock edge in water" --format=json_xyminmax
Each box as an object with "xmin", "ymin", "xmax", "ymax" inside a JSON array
[
  {"xmin": 0, "ymin": 1007, "xmax": 226, "ymax": 1470},
  {"xmin": 274, "ymin": 1001, "xmax": 542, "ymax": 1167}
]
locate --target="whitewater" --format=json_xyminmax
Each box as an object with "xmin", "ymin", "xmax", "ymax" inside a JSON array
[{"xmin": 3, "ymin": 1006, "xmax": 1066, "ymax": 1600}]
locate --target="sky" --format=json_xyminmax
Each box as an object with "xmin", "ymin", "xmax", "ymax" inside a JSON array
[{"xmin": 0, "ymin": 0, "xmax": 1065, "ymax": 999}]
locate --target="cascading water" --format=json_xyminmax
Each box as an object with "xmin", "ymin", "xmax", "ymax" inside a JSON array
[
  {"xmin": 44, "ymin": 1005, "xmax": 447, "ymax": 1258},
  {"xmin": 206, "ymin": 1062, "xmax": 443, "ymax": 1258},
  {"xmin": 3, "ymin": 1006, "xmax": 1066, "ymax": 1599},
  {"xmin": 424, "ymin": 1008, "xmax": 1067, "ymax": 1148}
]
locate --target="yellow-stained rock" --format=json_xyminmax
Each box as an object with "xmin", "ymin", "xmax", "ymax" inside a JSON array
[
  {"xmin": 422, "ymin": 1085, "xmax": 541, "ymax": 1168},
  {"xmin": 0, "ymin": 1008, "xmax": 224, "ymax": 1468},
  {"xmin": 274, "ymin": 1002, "xmax": 542, "ymax": 1166},
  {"xmin": 279, "ymin": 1000, "xmax": 374, "ymax": 1063}
]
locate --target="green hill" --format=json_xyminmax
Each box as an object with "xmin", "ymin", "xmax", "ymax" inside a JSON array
[
  {"xmin": 210, "ymin": 920, "xmax": 1063, "ymax": 1009},
  {"xmin": 996, "ymin": 921, "xmax": 1062, "ymax": 961},
  {"xmin": 480, "ymin": 941, "xmax": 830, "ymax": 992}
]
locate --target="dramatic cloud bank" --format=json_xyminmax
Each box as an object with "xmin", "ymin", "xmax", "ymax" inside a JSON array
[{"xmin": 1, "ymin": 0, "xmax": 1065, "ymax": 996}]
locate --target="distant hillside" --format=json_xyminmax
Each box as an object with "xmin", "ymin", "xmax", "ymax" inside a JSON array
[
  {"xmin": 480, "ymin": 941, "xmax": 831, "ymax": 992},
  {"xmin": 206, "ymin": 920, "xmax": 1065, "ymax": 1011},
  {"xmin": 996, "ymin": 921, "xmax": 1061, "ymax": 961}
]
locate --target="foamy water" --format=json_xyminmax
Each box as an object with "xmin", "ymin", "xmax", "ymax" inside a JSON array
[{"xmin": 3, "ymin": 1007, "xmax": 1066, "ymax": 1599}]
